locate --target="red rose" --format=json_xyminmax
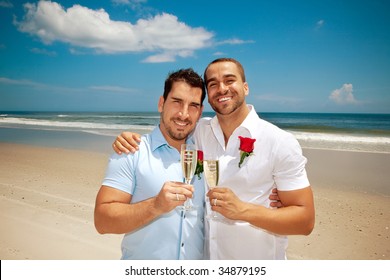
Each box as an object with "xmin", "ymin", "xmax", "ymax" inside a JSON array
[
  {"xmin": 238, "ymin": 136, "xmax": 256, "ymax": 153},
  {"xmin": 194, "ymin": 150, "xmax": 204, "ymax": 179},
  {"xmin": 197, "ymin": 150, "xmax": 204, "ymax": 161},
  {"xmin": 238, "ymin": 136, "xmax": 256, "ymax": 168}
]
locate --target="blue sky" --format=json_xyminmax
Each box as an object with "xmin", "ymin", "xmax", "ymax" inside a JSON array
[{"xmin": 0, "ymin": 0, "xmax": 389, "ymax": 113}]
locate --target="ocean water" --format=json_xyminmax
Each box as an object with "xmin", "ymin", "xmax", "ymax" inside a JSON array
[{"xmin": 0, "ymin": 111, "xmax": 389, "ymax": 153}]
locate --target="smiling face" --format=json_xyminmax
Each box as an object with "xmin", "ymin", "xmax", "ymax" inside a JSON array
[
  {"xmin": 158, "ymin": 80, "xmax": 203, "ymax": 150},
  {"xmin": 205, "ymin": 61, "xmax": 249, "ymax": 116}
]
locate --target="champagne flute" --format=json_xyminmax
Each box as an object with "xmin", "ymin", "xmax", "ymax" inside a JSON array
[
  {"xmin": 203, "ymin": 159, "xmax": 219, "ymax": 219},
  {"xmin": 179, "ymin": 143, "xmax": 197, "ymax": 211}
]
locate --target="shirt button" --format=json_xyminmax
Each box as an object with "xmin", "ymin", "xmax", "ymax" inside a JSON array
[{"xmin": 181, "ymin": 242, "xmax": 184, "ymax": 247}]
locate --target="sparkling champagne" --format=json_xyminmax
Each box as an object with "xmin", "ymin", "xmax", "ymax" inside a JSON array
[
  {"xmin": 204, "ymin": 159, "xmax": 220, "ymax": 220},
  {"xmin": 179, "ymin": 144, "xmax": 197, "ymax": 211},
  {"xmin": 181, "ymin": 150, "xmax": 197, "ymax": 183},
  {"xmin": 204, "ymin": 160, "xmax": 219, "ymax": 188}
]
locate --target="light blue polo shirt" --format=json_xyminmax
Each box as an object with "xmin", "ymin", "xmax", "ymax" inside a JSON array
[{"xmin": 102, "ymin": 127, "xmax": 205, "ymax": 260}]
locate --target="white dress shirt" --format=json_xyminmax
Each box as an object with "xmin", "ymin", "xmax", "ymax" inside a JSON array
[{"xmin": 194, "ymin": 105, "xmax": 310, "ymax": 259}]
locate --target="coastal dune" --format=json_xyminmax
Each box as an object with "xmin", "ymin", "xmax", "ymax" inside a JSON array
[{"xmin": 0, "ymin": 143, "xmax": 389, "ymax": 260}]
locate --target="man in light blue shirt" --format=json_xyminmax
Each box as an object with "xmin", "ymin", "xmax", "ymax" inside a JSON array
[{"xmin": 94, "ymin": 68, "xmax": 206, "ymax": 259}]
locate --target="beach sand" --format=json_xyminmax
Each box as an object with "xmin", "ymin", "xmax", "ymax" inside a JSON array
[{"xmin": 0, "ymin": 143, "xmax": 389, "ymax": 260}]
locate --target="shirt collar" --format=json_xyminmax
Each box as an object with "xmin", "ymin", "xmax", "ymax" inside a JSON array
[
  {"xmin": 210, "ymin": 104, "xmax": 260, "ymax": 139},
  {"xmin": 151, "ymin": 125, "xmax": 194, "ymax": 151},
  {"xmin": 150, "ymin": 126, "xmax": 170, "ymax": 151},
  {"xmin": 239, "ymin": 104, "xmax": 260, "ymax": 138}
]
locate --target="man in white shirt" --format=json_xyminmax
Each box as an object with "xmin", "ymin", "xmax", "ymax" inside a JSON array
[
  {"xmin": 196, "ymin": 58, "xmax": 314, "ymax": 259},
  {"xmin": 113, "ymin": 58, "xmax": 315, "ymax": 259}
]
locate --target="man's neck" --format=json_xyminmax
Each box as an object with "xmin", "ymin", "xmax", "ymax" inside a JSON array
[
  {"xmin": 216, "ymin": 104, "xmax": 250, "ymax": 145},
  {"xmin": 167, "ymin": 138, "xmax": 186, "ymax": 152},
  {"xmin": 158, "ymin": 125, "xmax": 186, "ymax": 152}
]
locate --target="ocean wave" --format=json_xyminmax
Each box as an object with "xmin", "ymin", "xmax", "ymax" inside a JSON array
[
  {"xmin": 82, "ymin": 127, "xmax": 154, "ymax": 137},
  {"xmin": 292, "ymin": 131, "xmax": 390, "ymax": 153},
  {"xmin": 0, "ymin": 116, "xmax": 155, "ymax": 131},
  {"xmin": 1, "ymin": 115, "xmax": 389, "ymax": 153},
  {"xmin": 292, "ymin": 131, "xmax": 390, "ymax": 145},
  {"xmin": 54, "ymin": 114, "xmax": 160, "ymax": 119}
]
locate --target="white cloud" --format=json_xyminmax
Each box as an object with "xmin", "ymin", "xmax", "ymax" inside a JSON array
[
  {"xmin": 329, "ymin": 83, "xmax": 359, "ymax": 105},
  {"xmin": 112, "ymin": 0, "xmax": 147, "ymax": 6},
  {"xmin": 316, "ymin": 19, "xmax": 325, "ymax": 29},
  {"xmin": 0, "ymin": 77, "xmax": 83, "ymax": 93},
  {"xmin": 69, "ymin": 48, "xmax": 86, "ymax": 55},
  {"xmin": 142, "ymin": 52, "xmax": 176, "ymax": 63},
  {"xmin": 0, "ymin": 77, "xmax": 45, "ymax": 87},
  {"xmin": 14, "ymin": 1, "xmax": 214, "ymax": 62},
  {"xmin": 213, "ymin": 51, "xmax": 225, "ymax": 56},
  {"xmin": 0, "ymin": 1, "xmax": 13, "ymax": 8},
  {"xmin": 89, "ymin": 85, "xmax": 137, "ymax": 93},
  {"xmin": 256, "ymin": 94, "xmax": 303, "ymax": 105},
  {"xmin": 30, "ymin": 48, "xmax": 57, "ymax": 56},
  {"xmin": 0, "ymin": 76, "xmax": 138, "ymax": 94},
  {"xmin": 112, "ymin": 0, "xmax": 131, "ymax": 4},
  {"xmin": 216, "ymin": 38, "xmax": 255, "ymax": 45}
]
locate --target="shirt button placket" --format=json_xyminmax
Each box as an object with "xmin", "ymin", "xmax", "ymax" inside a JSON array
[
  {"xmin": 179, "ymin": 236, "xmax": 185, "ymax": 259},
  {"xmin": 179, "ymin": 212, "xmax": 186, "ymax": 259}
]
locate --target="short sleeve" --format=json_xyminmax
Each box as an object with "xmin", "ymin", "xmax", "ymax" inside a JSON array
[
  {"xmin": 102, "ymin": 153, "xmax": 136, "ymax": 195},
  {"xmin": 273, "ymin": 134, "xmax": 310, "ymax": 191}
]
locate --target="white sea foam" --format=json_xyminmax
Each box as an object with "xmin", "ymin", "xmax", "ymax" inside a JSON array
[
  {"xmin": 292, "ymin": 131, "xmax": 390, "ymax": 145},
  {"xmin": 0, "ymin": 117, "xmax": 155, "ymax": 131},
  {"xmin": 1, "ymin": 115, "xmax": 389, "ymax": 153},
  {"xmin": 291, "ymin": 131, "xmax": 390, "ymax": 153}
]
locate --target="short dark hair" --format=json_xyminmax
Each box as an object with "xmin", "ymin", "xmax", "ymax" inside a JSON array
[
  {"xmin": 203, "ymin": 58, "xmax": 246, "ymax": 85},
  {"xmin": 163, "ymin": 68, "xmax": 206, "ymax": 105}
]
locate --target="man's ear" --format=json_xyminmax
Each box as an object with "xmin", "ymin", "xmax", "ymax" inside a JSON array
[
  {"xmin": 244, "ymin": 82, "xmax": 249, "ymax": 96},
  {"xmin": 158, "ymin": 96, "xmax": 164, "ymax": 113}
]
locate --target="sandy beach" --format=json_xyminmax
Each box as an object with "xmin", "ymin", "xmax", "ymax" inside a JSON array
[{"xmin": 0, "ymin": 142, "xmax": 389, "ymax": 260}]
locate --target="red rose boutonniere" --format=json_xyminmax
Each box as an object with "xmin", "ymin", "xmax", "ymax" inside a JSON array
[
  {"xmin": 238, "ymin": 136, "xmax": 256, "ymax": 168},
  {"xmin": 194, "ymin": 150, "xmax": 204, "ymax": 179}
]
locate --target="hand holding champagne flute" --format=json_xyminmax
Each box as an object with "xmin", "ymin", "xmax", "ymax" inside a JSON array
[
  {"xmin": 203, "ymin": 159, "xmax": 219, "ymax": 219},
  {"xmin": 180, "ymin": 144, "xmax": 197, "ymax": 211}
]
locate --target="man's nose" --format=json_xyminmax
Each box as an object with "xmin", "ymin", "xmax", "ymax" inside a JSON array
[
  {"xmin": 178, "ymin": 105, "xmax": 189, "ymax": 118},
  {"xmin": 218, "ymin": 82, "xmax": 229, "ymax": 94}
]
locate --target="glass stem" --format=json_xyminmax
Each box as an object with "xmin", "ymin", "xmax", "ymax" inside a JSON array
[{"xmin": 183, "ymin": 179, "xmax": 193, "ymax": 210}]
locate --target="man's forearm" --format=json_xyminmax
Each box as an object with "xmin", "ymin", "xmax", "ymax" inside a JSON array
[
  {"xmin": 94, "ymin": 197, "xmax": 163, "ymax": 234},
  {"xmin": 229, "ymin": 187, "xmax": 315, "ymax": 235},
  {"xmin": 241, "ymin": 203, "xmax": 315, "ymax": 235}
]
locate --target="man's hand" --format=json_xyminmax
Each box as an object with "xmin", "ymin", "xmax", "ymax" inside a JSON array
[
  {"xmin": 269, "ymin": 188, "xmax": 283, "ymax": 208},
  {"xmin": 207, "ymin": 187, "xmax": 247, "ymax": 220},
  {"xmin": 154, "ymin": 181, "xmax": 194, "ymax": 214},
  {"xmin": 113, "ymin": 132, "xmax": 141, "ymax": 154},
  {"xmin": 207, "ymin": 187, "xmax": 283, "ymax": 220}
]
